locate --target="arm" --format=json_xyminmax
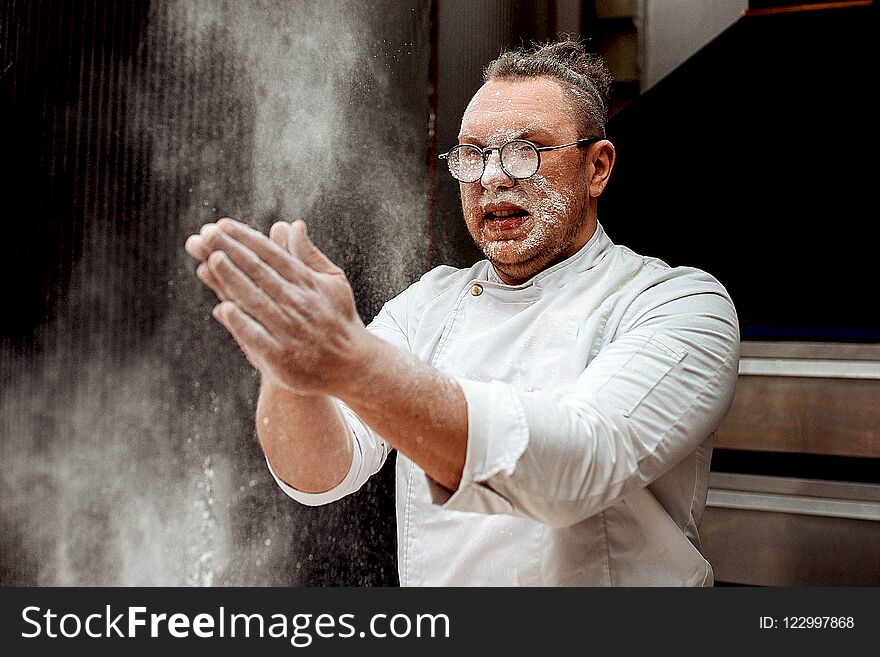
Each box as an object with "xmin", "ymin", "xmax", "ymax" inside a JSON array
[
  {"xmin": 187, "ymin": 220, "xmax": 356, "ymax": 494},
  {"xmin": 440, "ymin": 281, "xmax": 740, "ymax": 527},
  {"xmin": 185, "ymin": 218, "xmax": 468, "ymax": 493},
  {"xmin": 255, "ymin": 383, "xmax": 352, "ymax": 494},
  {"xmin": 332, "ymin": 329, "xmax": 468, "ymax": 491},
  {"xmin": 186, "ymin": 218, "xmax": 737, "ymax": 525}
]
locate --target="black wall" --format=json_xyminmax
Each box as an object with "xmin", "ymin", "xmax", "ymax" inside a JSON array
[{"xmin": 602, "ymin": 4, "xmax": 879, "ymax": 341}]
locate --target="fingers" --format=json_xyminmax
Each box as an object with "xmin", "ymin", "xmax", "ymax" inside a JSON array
[
  {"xmin": 213, "ymin": 218, "xmax": 311, "ymax": 282},
  {"xmin": 187, "ymin": 218, "xmax": 339, "ymax": 316},
  {"xmin": 196, "ymin": 262, "xmax": 230, "ymax": 301},
  {"xmin": 185, "ymin": 233, "xmax": 213, "ymax": 262},
  {"xmin": 269, "ymin": 221, "xmax": 291, "ymax": 250},
  {"xmin": 188, "ymin": 220, "xmax": 290, "ymax": 302},
  {"xmin": 212, "ymin": 301, "xmax": 280, "ymax": 365},
  {"xmin": 286, "ymin": 220, "xmax": 340, "ymax": 275},
  {"xmin": 187, "ymin": 218, "xmax": 307, "ymax": 281},
  {"xmin": 200, "ymin": 224, "xmax": 301, "ymax": 308},
  {"xmin": 205, "ymin": 251, "xmax": 291, "ymax": 336}
]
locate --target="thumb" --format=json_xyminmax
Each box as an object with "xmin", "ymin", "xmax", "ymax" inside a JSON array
[{"xmin": 287, "ymin": 220, "xmax": 338, "ymax": 274}]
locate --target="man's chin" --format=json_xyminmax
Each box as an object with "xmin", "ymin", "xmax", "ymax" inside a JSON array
[
  {"xmin": 481, "ymin": 242, "xmax": 547, "ymax": 278},
  {"xmin": 480, "ymin": 239, "xmax": 531, "ymax": 263}
]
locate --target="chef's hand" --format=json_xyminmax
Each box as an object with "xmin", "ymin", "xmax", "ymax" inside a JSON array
[{"xmin": 184, "ymin": 218, "xmax": 366, "ymax": 395}]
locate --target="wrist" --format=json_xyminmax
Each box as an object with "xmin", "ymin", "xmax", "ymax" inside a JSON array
[
  {"xmin": 259, "ymin": 373, "xmax": 321, "ymax": 400},
  {"xmin": 329, "ymin": 329, "xmax": 385, "ymax": 403}
]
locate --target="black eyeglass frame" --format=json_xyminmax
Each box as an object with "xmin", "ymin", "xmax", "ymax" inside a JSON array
[{"xmin": 438, "ymin": 137, "xmax": 600, "ymax": 183}]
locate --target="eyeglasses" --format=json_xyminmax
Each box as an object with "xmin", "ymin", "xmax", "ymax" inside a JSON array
[{"xmin": 439, "ymin": 137, "xmax": 599, "ymax": 183}]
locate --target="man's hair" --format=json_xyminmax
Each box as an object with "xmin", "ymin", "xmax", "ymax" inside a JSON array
[{"xmin": 483, "ymin": 39, "xmax": 613, "ymax": 138}]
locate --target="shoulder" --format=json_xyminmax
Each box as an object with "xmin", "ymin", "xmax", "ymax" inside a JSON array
[
  {"xmin": 596, "ymin": 243, "xmax": 738, "ymax": 338},
  {"xmin": 606, "ymin": 242, "xmax": 733, "ymax": 301}
]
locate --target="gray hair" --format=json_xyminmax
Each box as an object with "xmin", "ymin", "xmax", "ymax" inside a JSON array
[{"xmin": 483, "ymin": 39, "xmax": 613, "ymax": 138}]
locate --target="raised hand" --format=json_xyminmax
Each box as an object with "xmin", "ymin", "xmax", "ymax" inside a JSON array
[{"xmin": 185, "ymin": 218, "xmax": 365, "ymax": 395}]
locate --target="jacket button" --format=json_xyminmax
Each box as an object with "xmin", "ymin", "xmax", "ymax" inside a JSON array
[{"xmin": 471, "ymin": 284, "xmax": 483, "ymax": 296}]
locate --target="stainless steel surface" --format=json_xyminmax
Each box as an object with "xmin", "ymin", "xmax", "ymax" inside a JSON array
[
  {"xmin": 719, "ymin": 341, "xmax": 880, "ymax": 458},
  {"xmin": 714, "ymin": 374, "xmax": 880, "ymax": 458},
  {"xmin": 739, "ymin": 341, "xmax": 880, "ymax": 380},
  {"xmin": 741, "ymin": 341, "xmax": 880, "ymax": 361},
  {"xmin": 708, "ymin": 489, "xmax": 880, "ymax": 521},
  {"xmin": 701, "ymin": 473, "xmax": 880, "ymax": 586},
  {"xmin": 710, "ymin": 344, "xmax": 880, "ymax": 584},
  {"xmin": 738, "ymin": 358, "xmax": 880, "ymax": 380},
  {"xmin": 710, "ymin": 472, "xmax": 880, "ymax": 502}
]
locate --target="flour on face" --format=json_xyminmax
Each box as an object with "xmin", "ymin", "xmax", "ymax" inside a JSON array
[{"xmin": 457, "ymin": 77, "xmax": 596, "ymax": 284}]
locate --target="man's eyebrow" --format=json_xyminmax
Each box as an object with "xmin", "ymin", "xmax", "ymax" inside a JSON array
[
  {"xmin": 520, "ymin": 128, "xmax": 555, "ymax": 143},
  {"xmin": 456, "ymin": 127, "xmax": 552, "ymax": 144}
]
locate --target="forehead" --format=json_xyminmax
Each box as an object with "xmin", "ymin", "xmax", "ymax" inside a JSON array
[{"xmin": 458, "ymin": 77, "xmax": 576, "ymax": 142}]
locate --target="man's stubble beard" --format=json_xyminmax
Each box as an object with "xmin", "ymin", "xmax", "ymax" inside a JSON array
[{"xmin": 472, "ymin": 183, "xmax": 589, "ymax": 282}]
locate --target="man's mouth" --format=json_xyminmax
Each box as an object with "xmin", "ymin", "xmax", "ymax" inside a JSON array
[{"xmin": 483, "ymin": 202, "xmax": 530, "ymax": 234}]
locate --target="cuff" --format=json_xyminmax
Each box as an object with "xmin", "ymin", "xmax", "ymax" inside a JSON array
[
  {"xmin": 267, "ymin": 404, "xmax": 372, "ymax": 506},
  {"xmin": 428, "ymin": 378, "xmax": 529, "ymax": 514}
]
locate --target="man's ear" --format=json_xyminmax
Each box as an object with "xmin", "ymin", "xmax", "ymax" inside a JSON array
[{"xmin": 589, "ymin": 140, "xmax": 616, "ymax": 198}]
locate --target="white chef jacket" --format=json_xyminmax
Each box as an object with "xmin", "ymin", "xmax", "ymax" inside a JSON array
[{"xmin": 270, "ymin": 222, "xmax": 740, "ymax": 586}]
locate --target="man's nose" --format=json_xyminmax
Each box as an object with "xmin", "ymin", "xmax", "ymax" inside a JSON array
[{"xmin": 480, "ymin": 149, "xmax": 514, "ymax": 191}]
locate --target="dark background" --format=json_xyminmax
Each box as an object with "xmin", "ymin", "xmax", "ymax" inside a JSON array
[
  {"xmin": 1, "ymin": 0, "xmax": 432, "ymax": 586},
  {"xmin": 600, "ymin": 5, "xmax": 879, "ymax": 341}
]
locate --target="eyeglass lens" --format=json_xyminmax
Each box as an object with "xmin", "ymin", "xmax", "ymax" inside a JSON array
[{"xmin": 446, "ymin": 141, "xmax": 540, "ymax": 183}]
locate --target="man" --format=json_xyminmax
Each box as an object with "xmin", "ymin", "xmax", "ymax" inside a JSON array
[{"xmin": 185, "ymin": 40, "xmax": 739, "ymax": 586}]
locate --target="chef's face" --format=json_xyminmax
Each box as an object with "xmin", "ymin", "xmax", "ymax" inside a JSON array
[{"xmin": 457, "ymin": 76, "xmax": 597, "ymax": 284}]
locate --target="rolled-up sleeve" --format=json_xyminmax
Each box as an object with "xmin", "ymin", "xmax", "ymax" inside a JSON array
[
  {"xmin": 440, "ymin": 285, "xmax": 740, "ymax": 528},
  {"xmin": 268, "ymin": 402, "xmax": 390, "ymax": 505}
]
